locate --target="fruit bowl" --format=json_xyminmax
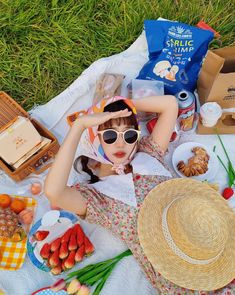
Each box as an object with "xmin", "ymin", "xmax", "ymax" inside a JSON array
[{"xmin": 27, "ymin": 210, "xmax": 94, "ymax": 275}]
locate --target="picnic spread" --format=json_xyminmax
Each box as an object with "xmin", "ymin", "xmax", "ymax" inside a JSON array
[{"xmin": 0, "ymin": 19, "xmax": 235, "ymax": 295}]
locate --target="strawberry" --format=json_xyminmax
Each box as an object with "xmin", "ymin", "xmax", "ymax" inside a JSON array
[
  {"xmin": 61, "ymin": 227, "xmax": 73, "ymax": 243},
  {"xmin": 50, "ymin": 261, "xmax": 62, "ymax": 275},
  {"xmin": 51, "ymin": 237, "xmax": 62, "ymax": 252},
  {"xmin": 47, "ymin": 253, "xmax": 53, "ymax": 267},
  {"xmin": 222, "ymin": 187, "xmax": 234, "ymax": 200},
  {"xmin": 84, "ymin": 236, "xmax": 94, "ymax": 255},
  {"xmin": 59, "ymin": 241, "xmax": 69, "ymax": 259},
  {"xmin": 68, "ymin": 233, "xmax": 77, "ymax": 251},
  {"xmin": 64, "ymin": 250, "xmax": 76, "ymax": 269},
  {"xmin": 34, "ymin": 230, "xmax": 49, "ymax": 241},
  {"xmin": 75, "ymin": 244, "xmax": 85, "ymax": 262},
  {"xmin": 76, "ymin": 224, "xmax": 85, "ymax": 247},
  {"xmin": 72, "ymin": 224, "xmax": 79, "ymax": 237},
  {"xmin": 40, "ymin": 243, "xmax": 51, "ymax": 259},
  {"xmin": 49, "ymin": 249, "xmax": 60, "ymax": 267},
  {"xmin": 61, "ymin": 259, "xmax": 67, "ymax": 271}
]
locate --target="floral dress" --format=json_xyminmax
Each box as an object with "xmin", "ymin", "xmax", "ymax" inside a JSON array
[{"xmin": 74, "ymin": 136, "xmax": 235, "ymax": 295}]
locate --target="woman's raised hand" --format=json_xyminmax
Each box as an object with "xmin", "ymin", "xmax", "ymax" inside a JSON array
[{"xmin": 76, "ymin": 109, "xmax": 132, "ymax": 129}]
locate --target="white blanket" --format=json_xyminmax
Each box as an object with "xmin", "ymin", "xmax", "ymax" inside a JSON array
[{"xmin": 0, "ymin": 32, "xmax": 234, "ymax": 295}]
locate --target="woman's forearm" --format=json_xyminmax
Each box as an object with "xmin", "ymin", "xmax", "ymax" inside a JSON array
[
  {"xmin": 44, "ymin": 120, "xmax": 85, "ymax": 198},
  {"xmin": 134, "ymin": 95, "xmax": 178, "ymax": 151},
  {"xmin": 133, "ymin": 95, "xmax": 178, "ymax": 114}
]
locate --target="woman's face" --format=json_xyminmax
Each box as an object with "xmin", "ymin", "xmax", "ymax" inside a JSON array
[{"xmin": 99, "ymin": 122, "xmax": 137, "ymax": 165}]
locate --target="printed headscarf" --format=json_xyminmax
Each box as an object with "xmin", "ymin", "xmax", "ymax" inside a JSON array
[{"xmin": 76, "ymin": 96, "xmax": 140, "ymax": 173}]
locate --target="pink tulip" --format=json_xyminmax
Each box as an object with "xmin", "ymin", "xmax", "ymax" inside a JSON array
[
  {"xmin": 76, "ymin": 284, "xmax": 90, "ymax": 295},
  {"xmin": 67, "ymin": 278, "xmax": 81, "ymax": 294},
  {"xmin": 50, "ymin": 278, "xmax": 66, "ymax": 292}
]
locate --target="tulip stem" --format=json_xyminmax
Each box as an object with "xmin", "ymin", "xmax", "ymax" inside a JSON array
[
  {"xmin": 92, "ymin": 264, "xmax": 116, "ymax": 295},
  {"xmin": 216, "ymin": 133, "xmax": 235, "ymax": 188},
  {"xmin": 65, "ymin": 249, "xmax": 132, "ymax": 294},
  {"xmin": 77, "ymin": 250, "xmax": 131, "ymax": 284},
  {"xmin": 66, "ymin": 264, "xmax": 99, "ymax": 281}
]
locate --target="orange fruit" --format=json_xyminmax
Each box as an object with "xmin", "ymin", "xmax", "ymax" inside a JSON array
[
  {"xmin": 10, "ymin": 199, "xmax": 26, "ymax": 214},
  {"xmin": 0, "ymin": 194, "xmax": 11, "ymax": 209}
]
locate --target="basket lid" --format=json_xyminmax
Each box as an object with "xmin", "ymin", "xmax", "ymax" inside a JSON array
[{"xmin": 0, "ymin": 92, "xmax": 29, "ymax": 130}]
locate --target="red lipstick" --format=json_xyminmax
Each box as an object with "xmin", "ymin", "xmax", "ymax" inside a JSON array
[{"xmin": 114, "ymin": 152, "xmax": 126, "ymax": 158}]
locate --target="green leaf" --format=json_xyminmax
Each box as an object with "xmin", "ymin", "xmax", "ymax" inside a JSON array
[
  {"xmin": 229, "ymin": 161, "xmax": 235, "ymax": 179},
  {"xmin": 217, "ymin": 155, "xmax": 229, "ymax": 174},
  {"xmin": 66, "ymin": 264, "xmax": 96, "ymax": 280},
  {"xmin": 66, "ymin": 260, "xmax": 113, "ymax": 280},
  {"xmin": 228, "ymin": 162, "xmax": 235, "ymax": 187},
  {"xmin": 114, "ymin": 249, "xmax": 132, "ymax": 260},
  {"xmin": 216, "ymin": 132, "xmax": 235, "ymax": 187},
  {"xmin": 85, "ymin": 266, "xmax": 113, "ymax": 285},
  {"xmin": 217, "ymin": 133, "xmax": 233, "ymax": 167},
  {"xmin": 77, "ymin": 261, "xmax": 114, "ymax": 283},
  {"xmin": 92, "ymin": 266, "xmax": 114, "ymax": 295},
  {"xmin": 92, "ymin": 277, "xmax": 107, "ymax": 295},
  {"xmin": 65, "ymin": 249, "xmax": 132, "ymax": 287}
]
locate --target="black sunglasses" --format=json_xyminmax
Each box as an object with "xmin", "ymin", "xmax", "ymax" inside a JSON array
[{"xmin": 97, "ymin": 129, "xmax": 141, "ymax": 145}]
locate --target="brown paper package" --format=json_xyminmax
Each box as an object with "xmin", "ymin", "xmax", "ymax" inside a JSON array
[{"xmin": 197, "ymin": 47, "xmax": 235, "ymax": 109}]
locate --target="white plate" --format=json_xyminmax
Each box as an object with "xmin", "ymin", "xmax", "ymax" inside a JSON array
[
  {"xmin": 41, "ymin": 210, "xmax": 60, "ymax": 227},
  {"xmin": 27, "ymin": 210, "xmax": 78, "ymax": 273},
  {"xmin": 172, "ymin": 142, "xmax": 219, "ymax": 181}
]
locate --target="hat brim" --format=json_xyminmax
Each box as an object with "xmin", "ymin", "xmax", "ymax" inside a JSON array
[{"xmin": 137, "ymin": 178, "xmax": 235, "ymax": 291}]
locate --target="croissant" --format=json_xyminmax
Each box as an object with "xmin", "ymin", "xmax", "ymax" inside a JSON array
[
  {"xmin": 177, "ymin": 147, "xmax": 209, "ymax": 177},
  {"xmin": 191, "ymin": 147, "xmax": 210, "ymax": 162}
]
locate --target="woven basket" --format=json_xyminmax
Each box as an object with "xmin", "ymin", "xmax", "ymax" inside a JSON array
[{"xmin": 0, "ymin": 91, "xmax": 60, "ymax": 181}]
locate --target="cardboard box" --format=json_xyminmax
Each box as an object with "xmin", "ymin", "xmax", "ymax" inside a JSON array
[
  {"xmin": 197, "ymin": 47, "xmax": 235, "ymax": 108},
  {"xmin": 197, "ymin": 112, "xmax": 235, "ymax": 134},
  {"xmin": 0, "ymin": 116, "xmax": 42, "ymax": 164}
]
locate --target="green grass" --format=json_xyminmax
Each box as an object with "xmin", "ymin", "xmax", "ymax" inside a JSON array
[{"xmin": 0, "ymin": 0, "xmax": 234, "ymax": 110}]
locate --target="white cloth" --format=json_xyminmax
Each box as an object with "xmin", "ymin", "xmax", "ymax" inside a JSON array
[
  {"xmin": 0, "ymin": 31, "xmax": 234, "ymax": 295},
  {"xmin": 90, "ymin": 152, "xmax": 172, "ymax": 207},
  {"xmin": 132, "ymin": 152, "xmax": 172, "ymax": 177},
  {"xmin": 90, "ymin": 173, "xmax": 137, "ymax": 207}
]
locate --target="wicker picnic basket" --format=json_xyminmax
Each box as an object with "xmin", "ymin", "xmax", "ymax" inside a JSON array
[{"xmin": 0, "ymin": 91, "xmax": 60, "ymax": 182}]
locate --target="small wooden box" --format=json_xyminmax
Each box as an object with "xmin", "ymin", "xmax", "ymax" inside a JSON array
[{"xmin": 0, "ymin": 92, "xmax": 60, "ymax": 182}]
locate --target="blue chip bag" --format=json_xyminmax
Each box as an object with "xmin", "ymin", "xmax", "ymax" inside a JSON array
[{"xmin": 137, "ymin": 20, "xmax": 214, "ymax": 95}]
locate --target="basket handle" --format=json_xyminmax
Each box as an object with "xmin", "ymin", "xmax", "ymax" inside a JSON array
[
  {"xmin": 28, "ymin": 162, "xmax": 52, "ymax": 175},
  {"xmin": 28, "ymin": 151, "xmax": 55, "ymax": 175}
]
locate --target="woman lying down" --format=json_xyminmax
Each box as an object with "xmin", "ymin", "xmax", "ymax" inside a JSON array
[{"xmin": 45, "ymin": 95, "xmax": 235, "ymax": 294}]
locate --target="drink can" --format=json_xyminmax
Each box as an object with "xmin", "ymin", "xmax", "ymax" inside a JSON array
[{"xmin": 176, "ymin": 90, "xmax": 195, "ymax": 131}]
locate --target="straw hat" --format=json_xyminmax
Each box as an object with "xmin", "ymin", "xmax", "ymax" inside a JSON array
[{"xmin": 138, "ymin": 178, "xmax": 235, "ymax": 291}]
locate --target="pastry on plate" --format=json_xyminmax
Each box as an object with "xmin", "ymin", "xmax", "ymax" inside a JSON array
[{"xmin": 177, "ymin": 147, "xmax": 210, "ymax": 177}]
